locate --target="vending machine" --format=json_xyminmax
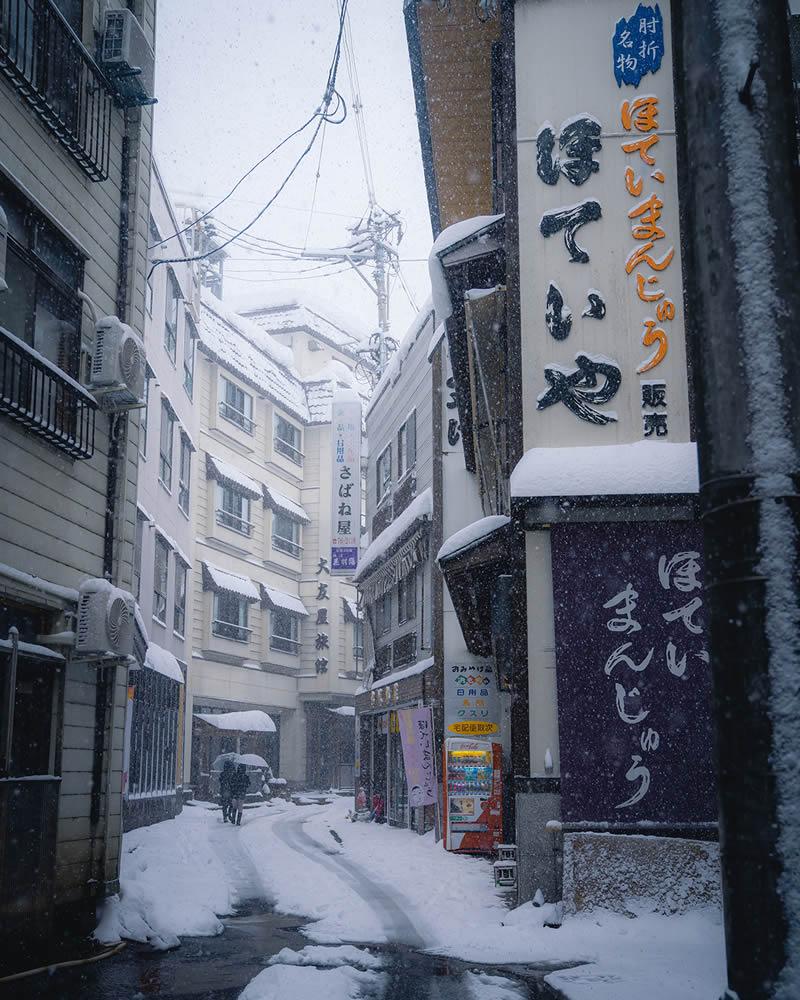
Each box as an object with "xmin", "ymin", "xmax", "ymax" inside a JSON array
[{"xmin": 443, "ymin": 738, "xmax": 502, "ymax": 853}]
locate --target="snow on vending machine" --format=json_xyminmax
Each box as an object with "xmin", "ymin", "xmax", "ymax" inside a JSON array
[{"xmin": 443, "ymin": 738, "xmax": 502, "ymax": 853}]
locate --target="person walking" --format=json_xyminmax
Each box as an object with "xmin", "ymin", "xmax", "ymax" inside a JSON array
[
  {"xmin": 219, "ymin": 758, "xmax": 235, "ymax": 823},
  {"xmin": 230, "ymin": 763, "xmax": 249, "ymax": 826}
]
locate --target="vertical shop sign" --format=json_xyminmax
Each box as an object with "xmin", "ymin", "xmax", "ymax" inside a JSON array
[
  {"xmin": 331, "ymin": 390, "xmax": 362, "ymax": 575},
  {"xmin": 516, "ymin": 0, "xmax": 691, "ymax": 446},
  {"xmin": 398, "ymin": 707, "xmax": 437, "ymax": 806},
  {"xmin": 551, "ymin": 521, "xmax": 716, "ymax": 824},
  {"xmin": 444, "ymin": 660, "xmax": 501, "ymax": 736}
]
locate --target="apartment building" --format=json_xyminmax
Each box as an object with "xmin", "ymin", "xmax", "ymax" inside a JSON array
[{"xmin": 0, "ymin": 0, "xmax": 155, "ymax": 968}]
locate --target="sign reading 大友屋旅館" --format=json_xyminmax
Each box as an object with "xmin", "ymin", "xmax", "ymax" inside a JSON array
[
  {"xmin": 515, "ymin": 0, "xmax": 690, "ymax": 450},
  {"xmin": 444, "ymin": 659, "xmax": 501, "ymax": 738}
]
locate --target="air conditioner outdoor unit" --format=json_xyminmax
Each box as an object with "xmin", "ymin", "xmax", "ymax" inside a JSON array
[
  {"xmin": 75, "ymin": 579, "xmax": 135, "ymax": 659},
  {"xmin": 100, "ymin": 9, "xmax": 155, "ymax": 107},
  {"xmin": 89, "ymin": 315, "xmax": 146, "ymax": 410}
]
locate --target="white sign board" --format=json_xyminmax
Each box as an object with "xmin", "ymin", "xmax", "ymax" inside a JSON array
[{"xmin": 331, "ymin": 390, "xmax": 362, "ymax": 575}]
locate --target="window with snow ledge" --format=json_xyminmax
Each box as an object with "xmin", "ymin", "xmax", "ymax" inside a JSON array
[
  {"xmin": 272, "ymin": 512, "xmax": 301, "ymax": 558},
  {"xmin": 274, "ymin": 413, "xmax": 303, "ymax": 465},
  {"xmin": 213, "ymin": 592, "xmax": 251, "ymax": 643},
  {"xmin": 153, "ymin": 534, "xmax": 170, "ymax": 624},
  {"xmin": 216, "ymin": 483, "xmax": 253, "ymax": 536},
  {"xmin": 270, "ymin": 609, "xmax": 300, "ymax": 654},
  {"xmin": 219, "ymin": 375, "xmax": 254, "ymax": 434},
  {"xmin": 376, "ymin": 442, "xmax": 392, "ymax": 505}
]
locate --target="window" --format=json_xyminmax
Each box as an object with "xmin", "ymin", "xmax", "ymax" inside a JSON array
[
  {"xmin": 219, "ymin": 376, "xmax": 254, "ymax": 433},
  {"xmin": 159, "ymin": 399, "xmax": 174, "ymax": 489},
  {"xmin": 353, "ymin": 620, "xmax": 364, "ymax": 661},
  {"xmin": 174, "ymin": 561, "xmax": 187, "ymax": 636},
  {"xmin": 0, "ymin": 178, "xmax": 83, "ymax": 380},
  {"xmin": 164, "ymin": 270, "xmax": 180, "ymax": 362},
  {"xmin": 153, "ymin": 535, "xmax": 170, "ymax": 623},
  {"xmin": 270, "ymin": 610, "xmax": 300, "ymax": 654},
  {"xmin": 397, "ymin": 411, "xmax": 416, "ymax": 479},
  {"xmin": 398, "ymin": 569, "xmax": 417, "ymax": 624},
  {"xmin": 183, "ymin": 314, "xmax": 196, "ymax": 398},
  {"xmin": 127, "ymin": 669, "xmax": 181, "ymax": 799},
  {"xmin": 213, "ymin": 593, "xmax": 250, "ymax": 642},
  {"xmin": 274, "ymin": 414, "xmax": 302, "ymax": 465},
  {"xmin": 178, "ymin": 435, "xmax": 192, "ymax": 515},
  {"xmin": 375, "ymin": 591, "xmax": 391, "ymax": 636},
  {"xmin": 139, "ymin": 373, "xmax": 150, "ymax": 456},
  {"xmin": 146, "ymin": 218, "xmax": 158, "ymax": 317},
  {"xmin": 272, "ymin": 513, "xmax": 301, "ymax": 558},
  {"xmin": 134, "ymin": 511, "xmax": 146, "ymax": 601},
  {"xmin": 216, "ymin": 483, "xmax": 252, "ymax": 535},
  {"xmin": 376, "ymin": 444, "xmax": 392, "ymax": 502}
]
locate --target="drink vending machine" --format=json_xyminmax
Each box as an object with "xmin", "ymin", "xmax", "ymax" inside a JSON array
[{"xmin": 443, "ymin": 738, "xmax": 502, "ymax": 853}]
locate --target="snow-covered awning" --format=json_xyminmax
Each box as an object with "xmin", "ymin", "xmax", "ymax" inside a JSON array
[
  {"xmin": 354, "ymin": 489, "xmax": 433, "ymax": 602},
  {"xmin": 263, "ymin": 484, "xmax": 310, "ymax": 523},
  {"xmin": 367, "ymin": 656, "xmax": 435, "ymax": 693},
  {"xmin": 437, "ymin": 515, "xmax": 510, "ymax": 563},
  {"xmin": 342, "ymin": 597, "xmax": 362, "ymax": 624},
  {"xmin": 0, "ymin": 637, "xmax": 65, "ymax": 661},
  {"xmin": 205, "ymin": 454, "xmax": 262, "ymax": 499},
  {"xmin": 201, "ymin": 561, "xmax": 260, "ymax": 602},
  {"xmin": 261, "ymin": 584, "xmax": 308, "ymax": 617},
  {"xmin": 428, "ymin": 214, "xmax": 504, "ymax": 322},
  {"xmin": 145, "ymin": 642, "xmax": 184, "ymax": 684},
  {"xmin": 328, "ymin": 705, "xmax": 355, "ymax": 716},
  {"xmin": 510, "ymin": 441, "xmax": 700, "ymax": 498},
  {"xmin": 193, "ymin": 709, "xmax": 276, "ymax": 733}
]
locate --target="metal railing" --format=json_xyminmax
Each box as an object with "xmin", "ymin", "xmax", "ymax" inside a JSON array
[
  {"xmin": 219, "ymin": 400, "xmax": 254, "ymax": 434},
  {"xmin": 272, "ymin": 532, "xmax": 302, "ymax": 559},
  {"xmin": 0, "ymin": 0, "xmax": 113, "ymax": 182},
  {"xmin": 0, "ymin": 326, "xmax": 96, "ymax": 459},
  {"xmin": 270, "ymin": 633, "xmax": 300, "ymax": 654},
  {"xmin": 216, "ymin": 508, "xmax": 253, "ymax": 536},
  {"xmin": 274, "ymin": 435, "xmax": 303, "ymax": 465},
  {"xmin": 212, "ymin": 619, "xmax": 252, "ymax": 643}
]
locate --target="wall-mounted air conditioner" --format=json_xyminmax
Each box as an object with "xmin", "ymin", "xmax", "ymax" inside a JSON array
[
  {"xmin": 75, "ymin": 579, "xmax": 135, "ymax": 659},
  {"xmin": 89, "ymin": 315, "xmax": 146, "ymax": 410},
  {"xmin": 100, "ymin": 9, "xmax": 155, "ymax": 107}
]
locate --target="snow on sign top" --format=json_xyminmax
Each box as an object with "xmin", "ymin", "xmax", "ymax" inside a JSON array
[
  {"xmin": 436, "ymin": 515, "xmax": 510, "ymax": 563},
  {"xmin": 145, "ymin": 643, "xmax": 184, "ymax": 684},
  {"xmin": 510, "ymin": 441, "xmax": 699, "ymax": 497},
  {"xmin": 193, "ymin": 710, "xmax": 276, "ymax": 733}
]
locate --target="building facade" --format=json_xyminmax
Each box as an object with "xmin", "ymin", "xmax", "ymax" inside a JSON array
[
  {"xmin": 0, "ymin": 0, "xmax": 155, "ymax": 968},
  {"xmin": 187, "ymin": 294, "xmax": 366, "ymax": 797}
]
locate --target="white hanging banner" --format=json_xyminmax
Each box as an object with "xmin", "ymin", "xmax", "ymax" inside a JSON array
[{"xmin": 331, "ymin": 390, "xmax": 362, "ymax": 575}]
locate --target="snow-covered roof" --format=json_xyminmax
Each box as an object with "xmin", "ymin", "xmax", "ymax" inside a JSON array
[
  {"xmin": 206, "ymin": 454, "xmax": 262, "ymax": 499},
  {"xmin": 152, "ymin": 526, "xmax": 192, "ymax": 569},
  {"xmin": 197, "ymin": 299, "xmax": 309, "ymax": 423},
  {"xmin": 428, "ymin": 215, "xmax": 504, "ymax": 322},
  {"xmin": 263, "ymin": 484, "xmax": 310, "ymax": 523},
  {"xmin": 201, "ymin": 561, "xmax": 260, "ymax": 601},
  {"xmin": 193, "ymin": 710, "xmax": 276, "ymax": 733},
  {"xmin": 427, "ymin": 321, "xmax": 447, "ymax": 361},
  {"xmin": 261, "ymin": 584, "xmax": 309, "ymax": 617},
  {"xmin": 0, "ymin": 637, "xmax": 65, "ymax": 661},
  {"xmin": 354, "ymin": 488, "xmax": 433, "ymax": 582},
  {"xmin": 366, "ymin": 301, "xmax": 435, "ymax": 418},
  {"xmin": 328, "ymin": 705, "xmax": 355, "ymax": 716},
  {"xmin": 510, "ymin": 441, "xmax": 700, "ymax": 498},
  {"xmin": 233, "ymin": 287, "xmax": 369, "ymax": 345},
  {"xmin": 342, "ymin": 597, "xmax": 362, "ymax": 623},
  {"xmin": 437, "ymin": 515, "xmax": 510, "ymax": 563},
  {"xmin": 0, "ymin": 563, "xmax": 79, "ymax": 604},
  {"xmin": 201, "ymin": 289, "xmax": 295, "ymax": 368},
  {"xmin": 356, "ymin": 656, "xmax": 435, "ymax": 694},
  {"xmin": 145, "ymin": 643, "xmax": 185, "ymax": 684}
]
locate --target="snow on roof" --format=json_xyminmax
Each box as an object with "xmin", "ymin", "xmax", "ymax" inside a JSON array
[
  {"xmin": 0, "ymin": 637, "xmax": 65, "ymax": 661},
  {"xmin": 232, "ymin": 287, "xmax": 370, "ymax": 344},
  {"xmin": 510, "ymin": 441, "xmax": 700, "ymax": 498},
  {"xmin": 261, "ymin": 584, "xmax": 309, "ymax": 617},
  {"xmin": 145, "ymin": 643, "xmax": 185, "ymax": 684},
  {"xmin": 303, "ymin": 365, "xmax": 366, "ymax": 424},
  {"xmin": 369, "ymin": 656, "xmax": 435, "ymax": 692},
  {"xmin": 193, "ymin": 710, "xmax": 276, "ymax": 733},
  {"xmin": 206, "ymin": 453, "xmax": 262, "ymax": 498},
  {"xmin": 343, "ymin": 597, "xmax": 362, "ymax": 622},
  {"xmin": 152, "ymin": 526, "xmax": 192, "ymax": 569},
  {"xmin": 354, "ymin": 488, "xmax": 433, "ymax": 582},
  {"xmin": 201, "ymin": 289, "xmax": 295, "ymax": 367},
  {"xmin": 328, "ymin": 705, "xmax": 355, "ymax": 716},
  {"xmin": 437, "ymin": 515, "xmax": 510, "ymax": 563},
  {"xmin": 427, "ymin": 321, "xmax": 447, "ymax": 361},
  {"xmin": 366, "ymin": 301, "xmax": 435, "ymax": 418},
  {"xmin": 263, "ymin": 484, "xmax": 310, "ymax": 523},
  {"xmin": 242, "ymin": 302, "xmax": 362, "ymax": 356},
  {"xmin": 428, "ymin": 215, "xmax": 504, "ymax": 322},
  {"xmin": 201, "ymin": 562, "xmax": 260, "ymax": 601},
  {"xmin": 197, "ymin": 300, "xmax": 309, "ymax": 423},
  {"xmin": 0, "ymin": 564, "xmax": 79, "ymax": 603}
]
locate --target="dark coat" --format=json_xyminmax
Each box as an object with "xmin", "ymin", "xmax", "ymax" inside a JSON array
[
  {"xmin": 219, "ymin": 762, "xmax": 235, "ymax": 799},
  {"xmin": 230, "ymin": 767, "xmax": 250, "ymax": 799}
]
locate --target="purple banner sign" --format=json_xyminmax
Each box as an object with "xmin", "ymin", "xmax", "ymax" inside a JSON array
[
  {"xmin": 551, "ymin": 520, "xmax": 716, "ymax": 824},
  {"xmin": 398, "ymin": 707, "xmax": 437, "ymax": 807}
]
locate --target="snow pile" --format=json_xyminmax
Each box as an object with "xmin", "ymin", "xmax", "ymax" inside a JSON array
[
  {"xmin": 437, "ymin": 515, "xmax": 509, "ymax": 562},
  {"xmin": 144, "ymin": 642, "xmax": 184, "ymax": 684},
  {"xmin": 240, "ymin": 963, "xmax": 383, "ymax": 1000},
  {"xmin": 94, "ymin": 807, "xmax": 230, "ymax": 949}
]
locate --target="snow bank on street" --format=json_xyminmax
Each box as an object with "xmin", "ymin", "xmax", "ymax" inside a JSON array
[
  {"xmin": 240, "ymin": 963, "xmax": 384, "ymax": 1000},
  {"xmin": 94, "ymin": 803, "xmax": 231, "ymax": 949}
]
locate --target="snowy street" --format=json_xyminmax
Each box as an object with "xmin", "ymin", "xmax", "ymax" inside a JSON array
[{"xmin": 15, "ymin": 794, "xmax": 723, "ymax": 1000}]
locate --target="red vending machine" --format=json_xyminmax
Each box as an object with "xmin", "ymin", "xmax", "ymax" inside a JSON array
[{"xmin": 443, "ymin": 738, "xmax": 502, "ymax": 853}]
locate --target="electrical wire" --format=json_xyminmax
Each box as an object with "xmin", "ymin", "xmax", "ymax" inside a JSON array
[
  {"xmin": 303, "ymin": 119, "xmax": 328, "ymax": 250},
  {"xmin": 148, "ymin": 0, "xmax": 350, "ymax": 265}
]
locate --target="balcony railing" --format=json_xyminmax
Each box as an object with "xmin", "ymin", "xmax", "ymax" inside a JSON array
[
  {"xmin": 274, "ymin": 435, "xmax": 303, "ymax": 465},
  {"xmin": 272, "ymin": 533, "xmax": 302, "ymax": 559},
  {"xmin": 270, "ymin": 633, "xmax": 300, "ymax": 654},
  {"xmin": 0, "ymin": 326, "xmax": 96, "ymax": 459},
  {"xmin": 216, "ymin": 508, "xmax": 253, "ymax": 536},
  {"xmin": 0, "ymin": 0, "xmax": 113, "ymax": 182},
  {"xmin": 212, "ymin": 619, "xmax": 251, "ymax": 643},
  {"xmin": 219, "ymin": 401, "xmax": 254, "ymax": 434}
]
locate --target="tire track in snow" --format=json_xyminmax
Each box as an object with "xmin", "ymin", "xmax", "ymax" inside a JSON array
[
  {"xmin": 207, "ymin": 814, "xmax": 273, "ymax": 909},
  {"xmin": 272, "ymin": 808, "xmax": 426, "ymax": 949}
]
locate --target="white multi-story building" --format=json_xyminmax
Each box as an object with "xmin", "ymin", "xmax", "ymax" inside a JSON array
[
  {"xmin": 187, "ymin": 294, "xmax": 367, "ymax": 795},
  {"xmin": 0, "ymin": 0, "xmax": 155, "ymax": 969}
]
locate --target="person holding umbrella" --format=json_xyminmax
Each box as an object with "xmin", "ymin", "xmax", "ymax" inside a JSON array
[
  {"xmin": 219, "ymin": 757, "xmax": 235, "ymax": 823},
  {"xmin": 230, "ymin": 762, "xmax": 249, "ymax": 826}
]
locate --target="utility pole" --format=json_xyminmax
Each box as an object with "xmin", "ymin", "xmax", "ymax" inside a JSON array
[{"xmin": 673, "ymin": 3, "xmax": 800, "ymax": 998}]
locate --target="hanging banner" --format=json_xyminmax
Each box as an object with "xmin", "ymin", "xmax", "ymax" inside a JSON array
[
  {"xmin": 331, "ymin": 390, "xmax": 362, "ymax": 575},
  {"xmin": 551, "ymin": 520, "xmax": 716, "ymax": 824},
  {"xmin": 398, "ymin": 707, "xmax": 437, "ymax": 806}
]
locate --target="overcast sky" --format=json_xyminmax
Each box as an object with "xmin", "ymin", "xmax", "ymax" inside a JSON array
[{"xmin": 152, "ymin": 0, "xmax": 433, "ymax": 340}]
